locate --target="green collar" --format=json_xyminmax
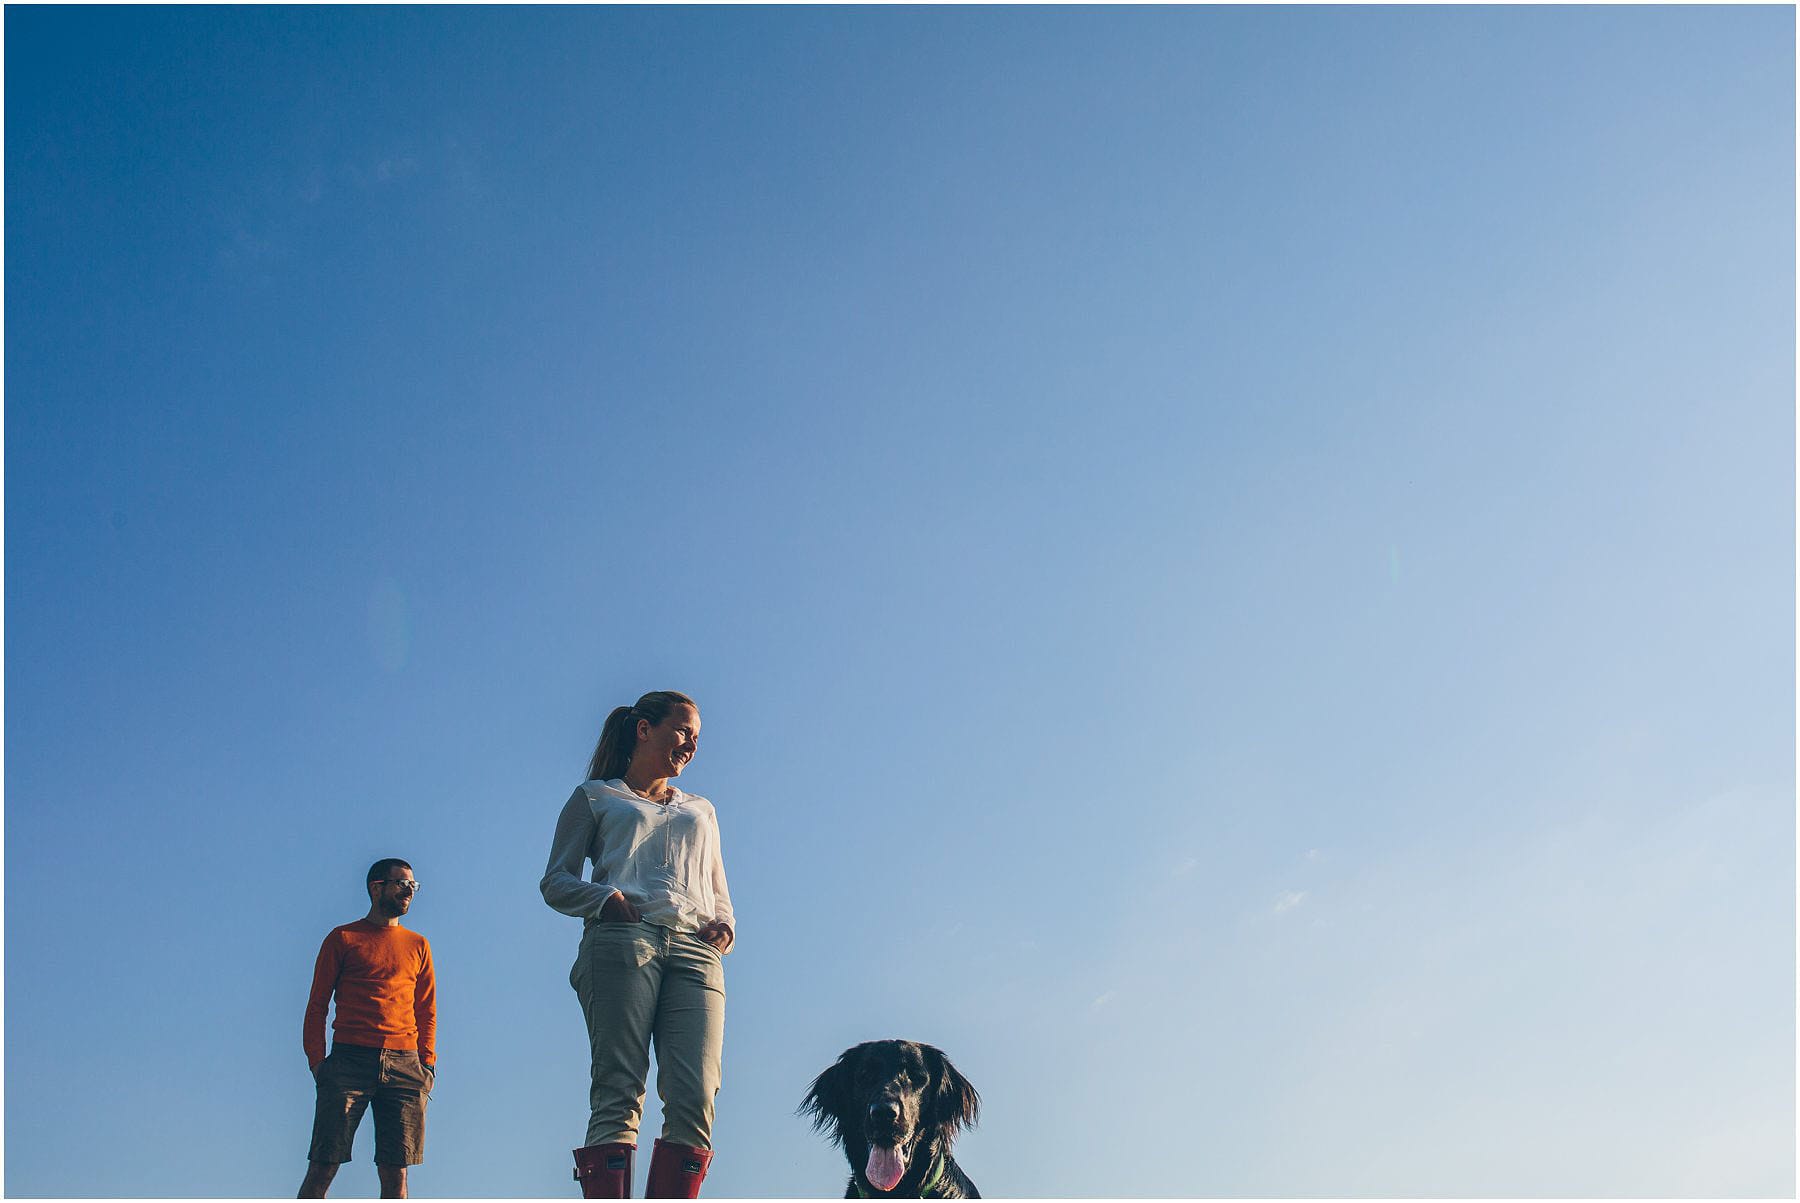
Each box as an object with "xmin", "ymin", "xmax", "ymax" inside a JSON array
[{"xmin": 854, "ymin": 1149, "xmax": 947, "ymax": 1198}]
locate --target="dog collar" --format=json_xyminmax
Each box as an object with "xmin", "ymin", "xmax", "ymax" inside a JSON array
[{"xmin": 855, "ymin": 1150, "xmax": 947, "ymax": 1198}]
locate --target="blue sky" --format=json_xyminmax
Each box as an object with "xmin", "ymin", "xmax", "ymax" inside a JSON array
[{"xmin": 4, "ymin": 5, "xmax": 1793, "ymax": 1197}]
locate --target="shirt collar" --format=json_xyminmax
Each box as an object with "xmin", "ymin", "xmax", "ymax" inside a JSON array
[{"xmin": 607, "ymin": 777, "xmax": 682, "ymax": 805}]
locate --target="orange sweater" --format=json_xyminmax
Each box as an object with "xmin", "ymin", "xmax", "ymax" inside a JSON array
[{"xmin": 304, "ymin": 919, "xmax": 436, "ymax": 1067}]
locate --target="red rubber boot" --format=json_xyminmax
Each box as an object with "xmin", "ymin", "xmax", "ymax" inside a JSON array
[
  {"xmin": 573, "ymin": 1143, "xmax": 635, "ymax": 1198},
  {"xmin": 643, "ymin": 1138, "xmax": 712, "ymax": 1198}
]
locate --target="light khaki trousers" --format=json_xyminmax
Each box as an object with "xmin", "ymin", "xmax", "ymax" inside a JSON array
[{"xmin": 571, "ymin": 920, "xmax": 726, "ymax": 1149}]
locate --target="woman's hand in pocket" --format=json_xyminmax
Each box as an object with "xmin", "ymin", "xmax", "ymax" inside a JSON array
[{"xmin": 600, "ymin": 892, "xmax": 641, "ymax": 922}]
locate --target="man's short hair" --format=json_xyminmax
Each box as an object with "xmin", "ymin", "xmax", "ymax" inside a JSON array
[{"xmin": 367, "ymin": 857, "xmax": 413, "ymax": 890}]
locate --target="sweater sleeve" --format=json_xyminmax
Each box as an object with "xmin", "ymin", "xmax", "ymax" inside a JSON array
[
  {"xmin": 540, "ymin": 786, "xmax": 620, "ymax": 919},
  {"xmin": 303, "ymin": 932, "xmax": 341, "ymax": 1067},
  {"xmin": 414, "ymin": 938, "xmax": 437, "ymax": 1065}
]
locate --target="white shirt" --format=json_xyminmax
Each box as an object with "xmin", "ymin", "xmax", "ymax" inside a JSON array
[{"xmin": 540, "ymin": 778, "xmax": 736, "ymax": 946}]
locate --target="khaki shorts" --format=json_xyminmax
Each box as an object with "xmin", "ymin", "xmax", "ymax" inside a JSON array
[{"xmin": 308, "ymin": 1043, "xmax": 432, "ymax": 1166}]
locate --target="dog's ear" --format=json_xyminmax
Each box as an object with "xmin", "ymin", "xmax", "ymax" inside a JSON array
[
  {"xmin": 925, "ymin": 1045, "xmax": 981, "ymax": 1135},
  {"xmin": 799, "ymin": 1053, "xmax": 854, "ymax": 1138}
]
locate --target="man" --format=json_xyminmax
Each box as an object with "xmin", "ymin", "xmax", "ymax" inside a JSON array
[{"xmin": 300, "ymin": 859, "xmax": 437, "ymax": 1199}]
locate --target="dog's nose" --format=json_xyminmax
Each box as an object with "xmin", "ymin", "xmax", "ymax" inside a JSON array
[{"xmin": 869, "ymin": 1099, "xmax": 901, "ymax": 1124}]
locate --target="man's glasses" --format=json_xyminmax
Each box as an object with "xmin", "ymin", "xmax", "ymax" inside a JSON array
[{"xmin": 378, "ymin": 879, "xmax": 421, "ymax": 894}]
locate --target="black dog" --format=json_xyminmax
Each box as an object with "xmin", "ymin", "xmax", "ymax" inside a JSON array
[{"xmin": 800, "ymin": 1039, "xmax": 982, "ymax": 1198}]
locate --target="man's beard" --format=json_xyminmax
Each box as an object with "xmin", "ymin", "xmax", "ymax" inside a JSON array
[{"xmin": 377, "ymin": 896, "xmax": 408, "ymax": 918}]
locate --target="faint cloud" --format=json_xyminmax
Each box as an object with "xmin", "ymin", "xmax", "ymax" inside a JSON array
[
  {"xmin": 219, "ymin": 225, "xmax": 279, "ymax": 267},
  {"xmin": 1273, "ymin": 890, "xmax": 1308, "ymax": 916},
  {"xmin": 1090, "ymin": 991, "xmax": 1115, "ymax": 1012},
  {"xmin": 342, "ymin": 154, "xmax": 419, "ymax": 190},
  {"xmin": 1174, "ymin": 856, "xmax": 1199, "ymax": 877},
  {"xmin": 1304, "ymin": 848, "xmax": 1323, "ymax": 862},
  {"xmin": 227, "ymin": 148, "xmax": 443, "ymax": 269},
  {"xmin": 373, "ymin": 156, "xmax": 419, "ymax": 183},
  {"xmin": 295, "ymin": 151, "xmax": 425, "ymax": 205}
]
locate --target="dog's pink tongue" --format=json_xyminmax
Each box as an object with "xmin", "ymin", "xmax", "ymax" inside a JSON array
[{"xmin": 865, "ymin": 1145, "xmax": 906, "ymax": 1192}]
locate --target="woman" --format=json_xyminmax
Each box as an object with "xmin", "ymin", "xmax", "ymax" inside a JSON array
[{"xmin": 541, "ymin": 690, "xmax": 734, "ymax": 1199}]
